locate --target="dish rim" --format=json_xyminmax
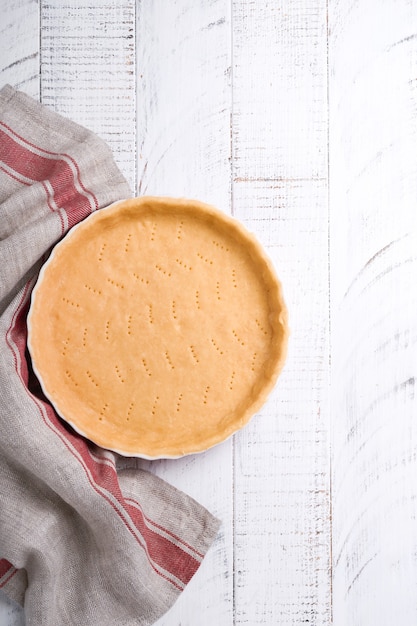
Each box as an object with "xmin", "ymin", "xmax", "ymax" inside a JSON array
[{"xmin": 27, "ymin": 196, "xmax": 289, "ymax": 459}]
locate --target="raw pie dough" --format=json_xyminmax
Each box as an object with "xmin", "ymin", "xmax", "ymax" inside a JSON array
[{"xmin": 28, "ymin": 197, "xmax": 288, "ymax": 458}]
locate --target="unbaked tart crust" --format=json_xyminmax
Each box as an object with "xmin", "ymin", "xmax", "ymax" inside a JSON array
[{"xmin": 28, "ymin": 197, "xmax": 288, "ymax": 458}]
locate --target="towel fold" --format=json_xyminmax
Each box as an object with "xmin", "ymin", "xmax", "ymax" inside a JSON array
[{"xmin": 0, "ymin": 85, "xmax": 220, "ymax": 626}]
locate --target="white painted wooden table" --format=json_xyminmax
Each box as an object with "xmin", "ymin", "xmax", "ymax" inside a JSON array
[{"xmin": 1, "ymin": 1, "xmax": 417, "ymax": 624}]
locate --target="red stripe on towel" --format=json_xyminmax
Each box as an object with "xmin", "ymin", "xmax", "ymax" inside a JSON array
[
  {"xmin": 0, "ymin": 123, "xmax": 95, "ymax": 227},
  {"xmin": 0, "ymin": 560, "xmax": 17, "ymax": 588}
]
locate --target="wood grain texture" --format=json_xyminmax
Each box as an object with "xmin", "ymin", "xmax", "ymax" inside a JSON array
[
  {"xmin": 329, "ymin": 1, "xmax": 417, "ymax": 624},
  {"xmin": 0, "ymin": 0, "xmax": 39, "ymax": 99},
  {"xmin": 135, "ymin": 0, "xmax": 231, "ymax": 209},
  {"xmin": 135, "ymin": 1, "xmax": 234, "ymax": 624},
  {"xmin": 40, "ymin": 0, "xmax": 136, "ymax": 191},
  {"xmin": 232, "ymin": 1, "xmax": 331, "ymax": 624}
]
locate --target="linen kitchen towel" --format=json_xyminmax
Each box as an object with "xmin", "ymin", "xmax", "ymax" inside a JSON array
[{"xmin": 0, "ymin": 85, "xmax": 220, "ymax": 626}]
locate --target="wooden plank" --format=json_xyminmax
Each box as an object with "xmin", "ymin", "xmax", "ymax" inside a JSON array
[
  {"xmin": 136, "ymin": 0, "xmax": 231, "ymax": 210},
  {"xmin": 135, "ymin": 1, "xmax": 233, "ymax": 624},
  {"xmin": 329, "ymin": 1, "xmax": 417, "ymax": 624},
  {"xmin": 232, "ymin": 1, "xmax": 331, "ymax": 624},
  {"xmin": 0, "ymin": 0, "xmax": 39, "ymax": 99},
  {"xmin": 40, "ymin": 0, "xmax": 136, "ymax": 192}
]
